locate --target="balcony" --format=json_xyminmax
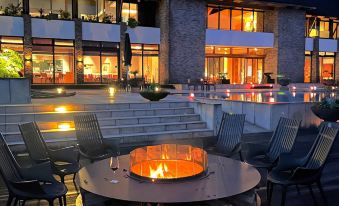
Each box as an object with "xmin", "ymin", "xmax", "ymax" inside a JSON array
[
  {"xmin": 0, "ymin": 16, "xmax": 24, "ymax": 37},
  {"xmin": 31, "ymin": 18, "xmax": 75, "ymax": 39},
  {"xmin": 206, "ymin": 29, "xmax": 274, "ymax": 48}
]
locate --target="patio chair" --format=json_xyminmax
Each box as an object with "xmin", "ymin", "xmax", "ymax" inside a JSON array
[
  {"xmin": 267, "ymin": 123, "xmax": 339, "ymax": 206},
  {"xmin": 210, "ymin": 113, "xmax": 246, "ymax": 160},
  {"xmin": 0, "ymin": 133, "xmax": 67, "ymax": 206},
  {"xmin": 73, "ymin": 113, "xmax": 120, "ymax": 162},
  {"xmin": 19, "ymin": 122, "xmax": 80, "ymax": 183},
  {"xmin": 243, "ymin": 117, "xmax": 301, "ymax": 170}
]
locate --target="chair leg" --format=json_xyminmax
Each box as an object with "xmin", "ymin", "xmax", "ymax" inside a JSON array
[
  {"xmin": 60, "ymin": 175, "xmax": 65, "ymax": 183},
  {"xmin": 281, "ymin": 185, "xmax": 287, "ymax": 206},
  {"xmin": 308, "ymin": 184, "xmax": 318, "ymax": 205},
  {"xmin": 58, "ymin": 197, "xmax": 63, "ymax": 206},
  {"xmin": 266, "ymin": 181, "xmax": 271, "ymax": 201},
  {"xmin": 268, "ymin": 182, "xmax": 274, "ymax": 205},
  {"xmin": 295, "ymin": 185, "xmax": 300, "ymax": 194},
  {"xmin": 73, "ymin": 173, "xmax": 76, "ymax": 182},
  {"xmin": 13, "ymin": 198, "xmax": 18, "ymax": 206},
  {"xmin": 317, "ymin": 180, "xmax": 328, "ymax": 206},
  {"xmin": 63, "ymin": 195, "xmax": 67, "ymax": 206},
  {"xmin": 48, "ymin": 199, "xmax": 54, "ymax": 206},
  {"xmin": 239, "ymin": 151, "xmax": 244, "ymax": 162},
  {"xmin": 7, "ymin": 195, "xmax": 13, "ymax": 206}
]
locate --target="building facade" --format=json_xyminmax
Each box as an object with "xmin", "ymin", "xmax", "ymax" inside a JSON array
[{"xmin": 0, "ymin": 0, "xmax": 338, "ymax": 85}]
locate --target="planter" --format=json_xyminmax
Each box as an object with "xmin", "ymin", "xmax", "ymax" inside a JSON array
[
  {"xmin": 221, "ymin": 79, "xmax": 230, "ymax": 84},
  {"xmin": 311, "ymin": 103, "xmax": 339, "ymax": 122},
  {"xmin": 0, "ymin": 78, "xmax": 31, "ymax": 104},
  {"xmin": 278, "ymin": 78, "xmax": 290, "ymax": 87},
  {"xmin": 139, "ymin": 91, "xmax": 169, "ymax": 101}
]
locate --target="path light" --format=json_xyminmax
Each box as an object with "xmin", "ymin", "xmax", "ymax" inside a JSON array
[
  {"xmin": 57, "ymin": 88, "xmax": 64, "ymax": 94},
  {"xmin": 55, "ymin": 106, "xmax": 67, "ymax": 113},
  {"xmin": 190, "ymin": 93, "xmax": 195, "ymax": 98},
  {"xmin": 155, "ymin": 87, "xmax": 160, "ymax": 92},
  {"xmin": 269, "ymin": 97, "xmax": 275, "ymax": 103},
  {"xmin": 292, "ymin": 86, "xmax": 296, "ymax": 91},
  {"xmin": 108, "ymin": 87, "xmax": 115, "ymax": 96},
  {"xmin": 58, "ymin": 122, "xmax": 71, "ymax": 131},
  {"xmin": 292, "ymin": 92, "xmax": 296, "ymax": 97},
  {"xmin": 332, "ymin": 86, "xmax": 336, "ymax": 90},
  {"xmin": 226, "ymin": 89, "xmax": 230, "ymax": 93}
]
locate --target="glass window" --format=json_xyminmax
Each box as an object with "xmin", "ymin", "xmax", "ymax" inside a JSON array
[
  {"xmin": 243, "ymin": 10, "xmax": 255, "ymax": 32},
  {"xmin": 320, "ymin": 56, "xmax": 335, "ymax": 81},
  {"xmin": 130, "ymin": 44, "xmax": 142, "ymax": 79},
  {"xmin": 30, "ymin": 0, "xmax": 72, "ymax": 18},
  {"xmin": 215, "ymin": 46, "xmax": 230, "ymax": 55},
  {"xmin": 248, "ymin": 48, "xmax": 265, "ymax": 55},
  {"xmin": 84, "ymin": 53, "xmax": 101, "ymax": 82},
  {"xmin": 143, "ymin": 50, "xmax": 159, "ymax": 83},
  {"xmin": 122, "ymin": 3, "xmax": 138, "ymax": 22},
  {"xmin": 205, "ymin": 46, "xmax": 214, "ymax": 54},
  {"xmin": 104, "ymin": 0, "xmax": 117, "ymax": 23},
  {"xmin": 219, "ymin": 8, "xmax": 230, "ymax": 30},
  {"xmin": 54, "ymin": 46, "xmax": 74, "ymax": 84},
  {"xmin": 101, "ymin": 52, "xmax": 118, "ymax": 83},
  {"xmin": 232, "ymin": 48, "xmax": 247, "ymax": 55},
  {"xmin": 231, "ymin": 9, "xmax": 242, "ymax": 31},
  {"xmin": 79, "ymin": 0, "xmax": 97, "ymax": 21},
  {"xmin": 207, "ymin": 7, "xmax": 218, "ymax": 29},
  {"xmin": 304, "ymin": 55, "xmax": 311, "ymax": 83},
  {"xmin": 333, "ymin": 21, "xmax": 339, "ymax": 39},
  {"xmin": 319, "ymin": 20, "xmax": 330, "ymax": 38},
  {"xmin": 32, "ymin": 45, "xmax": 53, "ymax": 84}
]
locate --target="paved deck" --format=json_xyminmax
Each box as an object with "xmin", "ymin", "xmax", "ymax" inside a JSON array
[{"xmin": 0, "ymin": 131, "xmax": 338, "ymax": 206}]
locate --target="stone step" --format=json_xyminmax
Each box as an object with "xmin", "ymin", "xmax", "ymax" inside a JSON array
[
  {"xmin": 5, "ymin": 129, "xmax": 214, "ymax": 147},
  {"xmin": 0, "ymin": 114, "xmax": 201, "ymax": 133},
  {"xmin": 0, "ymin": 102, "xmax": 190, "ymax": 114},
  {"xmin": 3, "ymin": 121, "xmax": 208, "ymax": 143},
  {"xmin": 0, "ymin": 107, "xmax": 195, "ymax": 123}
]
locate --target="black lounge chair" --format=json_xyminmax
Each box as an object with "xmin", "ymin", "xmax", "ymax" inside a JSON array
[
  {"xmin": 209, "ymin": 113, "xmax": 245, "ymax": 160},
  {"xmin": 0, "ymin": 133, "xmax": 67, "ymax": 206},
  {"xmin": 73, "ymin": 113, "xmax": 120, "ymax": 162},
  {"xmin": 267, "ymin": 123, "xmax": 339, "ymax": 206},
  {"xmin": 243, "ymin": 117, "xmax": 301, "ymax": 170},
  {"xmin": 19, "ymin": 122, "xmax": 80, "ymax": 183}
]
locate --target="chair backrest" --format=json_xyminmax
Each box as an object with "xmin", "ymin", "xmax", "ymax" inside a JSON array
[
  {"xmin": 73, "ymin": 113, "xmax": 104, "ymax": 150},
  {"xmin": 19, "ymin": 122, "xmax": 49, "ymax": 163},
  {"xmin": 0, "ymin": 133, "xmax": 22, "ymax": 183},
  {"xmin": 216, "ymin": 113, "xmax": 246, "ymax": 153},
  {"xmin": 266, "ymin": 117, "xmax": 301, "ymax": 161},
  {"xmin": 305, "ymin": 123, "xmax": 338, "ymax": 169}
]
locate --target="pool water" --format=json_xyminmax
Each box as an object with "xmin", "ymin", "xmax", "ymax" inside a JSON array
[{"xmin": 183, "ymin": 91, "xmax": 338, "ymax": 103}]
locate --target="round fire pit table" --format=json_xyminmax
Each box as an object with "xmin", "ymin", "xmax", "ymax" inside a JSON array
[{"xmin": 76, "ymin": 154, "xmax": 260, "ymax": 204}]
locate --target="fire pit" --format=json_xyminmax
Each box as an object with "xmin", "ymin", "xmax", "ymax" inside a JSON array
[{"xmin": 129, "ymin": 144, "xmax": 208, "ymax": 182}]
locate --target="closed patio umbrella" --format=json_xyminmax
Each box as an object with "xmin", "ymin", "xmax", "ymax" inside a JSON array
[{"xmin": 124, "ymin": 33, "xmax": 132, "ymax": 82}]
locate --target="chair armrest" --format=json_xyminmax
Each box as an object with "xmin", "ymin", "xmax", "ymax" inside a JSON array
[
  {"xmin": 49, "ymin": 146, "xmax": 79, "ymax": 164},
  {"xmin": 273, "ymin": 153, "xmax": 306, "ymax": 172},
  {"xmin": 243, "ymin": 143, "xmax": 269, "ymax": 160},
  {"xmin": 230, "ymin": 142, "xmax": 242, "ymax": 156},
  {"xmin": 20, "ymin": 161, "xmax": 56, "ymax": 183},
  {"xmin": 290, "ymin": 167, "xmax": 320, "ymax": 181},
  {"xmin": 103, "ymin": 138, "xmax": 120, "ymax": 156},
  {"xmin": 11, "ymin": 180, "xmax": 44, "ymax": 194}
]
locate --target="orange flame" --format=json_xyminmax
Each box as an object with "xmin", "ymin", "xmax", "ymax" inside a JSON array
[{"xmin": 149, "ymin": 162, "xmax": 169, "ymax": 178}]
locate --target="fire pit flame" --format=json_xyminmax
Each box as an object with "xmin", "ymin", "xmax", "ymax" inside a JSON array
[{"xmin": 129, "ymin": 144, "xmax": 208, "ymax": 182}]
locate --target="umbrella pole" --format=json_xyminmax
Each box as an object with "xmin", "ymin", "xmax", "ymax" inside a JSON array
[{"xmin": 126, "ymin": 65, "xmax": 130, "ymax": 92}]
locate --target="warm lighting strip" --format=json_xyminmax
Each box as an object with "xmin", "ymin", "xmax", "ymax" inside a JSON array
[{"xmin": 55, "ymin": 106, "xmax": 67, "ymax": 113}]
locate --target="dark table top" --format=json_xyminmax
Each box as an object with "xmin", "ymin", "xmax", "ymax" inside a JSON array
[{"xmin": 76, "ymin": 154, "xmax": 261, "ymax": 203}]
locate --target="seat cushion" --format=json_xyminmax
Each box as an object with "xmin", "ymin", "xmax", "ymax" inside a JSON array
[{"xmin": 53, "ymin": 161, "xmax": 80, "ymax": 176}]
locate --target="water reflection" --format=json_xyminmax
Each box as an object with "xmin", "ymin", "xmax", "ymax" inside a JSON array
[{"xmin": 181, "ymin": 91, "xmax": 339, "ymax": 103}]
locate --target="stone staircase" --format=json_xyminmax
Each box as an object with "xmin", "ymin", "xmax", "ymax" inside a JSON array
[{"xmin": 0, "ymin": 102, "xmax": 214, "ymax": 148}]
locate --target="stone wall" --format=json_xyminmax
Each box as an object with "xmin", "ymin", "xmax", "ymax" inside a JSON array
[
  {"xmin": 159, "ymin": 0, "xmax": 206, "ymax": 84},
  {"xmin": 74, "ymin": 19, "xmax": 84, "ymax": 84},
  {"xmin": 264, "ymin": 8, "xmax": 306, "ymax": 83},
  {"xmin": 23, "ymin": 14, "xmax": 33, "ymax": 82}
]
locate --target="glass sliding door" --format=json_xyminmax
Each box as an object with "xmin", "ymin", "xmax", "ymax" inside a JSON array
[
  {"xmin": 32, "ymin": 45, "xmax": 54, "ymax": 84},
  {"xmin": 54, "ymin": 46, "xmax": 74, "ymax": 84}
]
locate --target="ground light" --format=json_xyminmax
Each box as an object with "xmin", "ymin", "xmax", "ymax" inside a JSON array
[
  {"xmin": 55, "ymin": 106, "xmax": 67, "ymax": 113},
  {"xmin": 189, "ymin": 93, "xmax": 195, "ymax": 98},
  {"xmin": 108, "ymin": 87, "xmax": 116, "ymax": 96},
  {"xmin": 58, "ymin": 122, "xmax": 71, "ymax": 131},
  {"xmin": 57, "ymin": 88, "xmax": 64, "ymax": 94},
  {"xmin": 155, "ymin": 87, "xmax": 160, "ymax": 92}
]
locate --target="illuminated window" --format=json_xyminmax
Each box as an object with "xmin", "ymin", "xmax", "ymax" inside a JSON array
[
  {"xmin": 231, "ymin": 9, "xmax": 242, "ymax": 31},
  {"xmin": 319, "ymin": 53, "xmax": 335, "ymax": 81},
  {"xmin": 219, "ymin": 8, "xmax": 230, "ymax": 30},
  {"xmin": 207, "ymin": 7, "xmax": 219, "ymax": 29},
  {"xmin": 30, "ymin": 0, "xmax": 72, "ymax": 18},
  {"xmin": 304, "ymin": 54, "xmax": 311, "ymax": 83}
]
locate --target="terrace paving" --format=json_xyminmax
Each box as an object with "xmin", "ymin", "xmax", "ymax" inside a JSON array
[{"xmin": 0, "ymin": 130, "xmax": 338, "ymax": 206}]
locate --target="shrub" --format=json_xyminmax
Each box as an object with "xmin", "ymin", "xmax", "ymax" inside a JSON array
[
  {"xmin": 127, "ymin": 18, "xmax": 139, "ymax": 28},
  {"xmin": 0, "ymin": 48, "xmax": 24, "ymax": 78}
]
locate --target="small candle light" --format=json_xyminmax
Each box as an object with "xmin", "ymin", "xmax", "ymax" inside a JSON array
[
  {"xmin": 155, "ymin": 87, "xmax": 159, "ymax": 92},
  {"xmin": 226, "ymin": 89, "xmax": 230, "ymax": 93},
  {"xmin": 292, "ymin": 92, "xmax": 296, "ymax": 97},
  {"xmin": 292, "ymin": 86, "xmax": 296, "ymax": 91},
  {"xmin": 190, "ymin": 93, "xmax": 195, "ymax": 98}
]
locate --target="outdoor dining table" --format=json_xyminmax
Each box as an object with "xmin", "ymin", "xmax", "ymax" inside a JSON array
[{"xmin": 76, "ymin": 154, "xmax": 261, "ymax": 204}]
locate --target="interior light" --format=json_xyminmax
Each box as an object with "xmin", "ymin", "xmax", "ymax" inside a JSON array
[{"xmin": 109, "ymin": 87, "xmax": 116, "ymax": 96}]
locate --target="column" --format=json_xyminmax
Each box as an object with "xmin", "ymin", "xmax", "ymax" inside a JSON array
[
  {"xmin": 335, "ymin": 40, "xmax": 339, "ymax": 82},
  {"xmin": 311, "ymin": 38, "xmax": 320, "ymax": 83},
  {"xmin": 23, "ymin": 14, "xmax": 33, "ymax": 82},
  {"xmin": 74, "ymin": 19, "xmax": 84, "ymax": 84},
  {"xmin": 159, "ymin": 0, "xmax": 206, "ymax": 84},
  {"xmin": 264, "ymin": 8, "xmax": 306, "ymax": 83}
]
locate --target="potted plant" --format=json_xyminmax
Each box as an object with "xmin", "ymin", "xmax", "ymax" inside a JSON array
[
  {"xmin": 0, "ymin": 48, "xmax": 31, "ymax": 104},
  {"xmin": 139, "ymin": 83, "xmax": 169, "ymax": 101},
  {"xmin": 59, "ymin": 9, "xmax": 71, "ymax": 20},
  {"xmin": 311, "ymin": 97, "xmax": 339, "ymax": 122},
  {"xmin": 127, "ymin": 18, "xmax": 139, "ymax": 28},
  {"xmin": 4, "ymin": 3, "xmax": 22, "ymax": 16}
]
